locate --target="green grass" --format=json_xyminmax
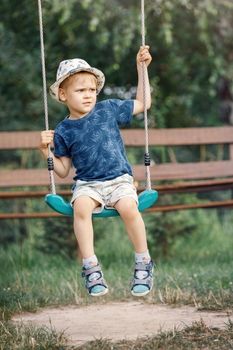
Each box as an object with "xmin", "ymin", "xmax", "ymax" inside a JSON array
[
  {"xmin": 0, "ymin": 209, "xmax": 233, "ymax": 348},
  {"xmin": 77, "ymin": 320, "xmax": 233, "ymax": 350},
  {"xmin": 1, "ymin": 319, "xmax": 232, "ymax": 349},
  {"xmin": 0, "ymin": 320, "xmax": 68, "ymax": 350},
  {"xmin": 0, "ymin": 234, "xmax": 233, "ymax": 319},
  {"xmin": 0, "ymin": 221, "xmax": 232, "ymax": 320},
  {"xmin": 1, "ymin": 210, "xmax": 233, "ymax": 320}
]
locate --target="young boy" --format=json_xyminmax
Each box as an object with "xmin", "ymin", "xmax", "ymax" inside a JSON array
[{"xmin": 40, "ymin": 46, "xmax": 154, "ymax": 297}]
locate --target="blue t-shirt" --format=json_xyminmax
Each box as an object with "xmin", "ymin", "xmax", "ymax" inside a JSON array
[{"xmin": 54, "ymin": 99, "xmax": 134, "ymax": 181}]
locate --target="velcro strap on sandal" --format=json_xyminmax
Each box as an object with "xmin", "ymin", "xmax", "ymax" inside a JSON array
[
  {"xmin": 134, "ymin": 262, "xmax": 151, "ymax": 271},
  {"xmin": 86, "ymin": 277, "xmax": 106, "ymax": 289},
  {"xmin": 82, "ymin": 264, "xmax": 108, "ymax": 293},
  {"xmin": 133, "ymin": 278, "xmax": 151, "ymax": 286},
  {"xmin": 131, "ymin": 260, "xmax": 154, "ymax": 291},
  {"xmin": 82, "ymin": 264, "xmax": 102, "ymax": 277}
]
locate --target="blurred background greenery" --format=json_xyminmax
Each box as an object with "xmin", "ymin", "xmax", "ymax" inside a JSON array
[{"xmin": 1, "ymin": 0, "xmax": 232, "ymax": 131}]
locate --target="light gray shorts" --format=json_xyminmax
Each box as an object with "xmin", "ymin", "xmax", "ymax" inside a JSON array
[{"xmin": 71, "ymin": 174, "xmax": 138, "ymax": 214}]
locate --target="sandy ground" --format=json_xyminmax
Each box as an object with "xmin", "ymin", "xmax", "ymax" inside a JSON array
[{"xmin": 13, "ymin": 302, "xmax": 232, "ymax": 346}]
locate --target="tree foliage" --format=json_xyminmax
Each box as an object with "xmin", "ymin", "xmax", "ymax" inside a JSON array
[{"xmin": 0, "ymin": 0, "xmax": 232, "ymax": 130}]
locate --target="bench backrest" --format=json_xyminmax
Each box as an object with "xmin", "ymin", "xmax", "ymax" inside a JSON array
[
  {"xmin": 0, "ymin": 127, "xmax": 233, "ymax": 188},
  {"xmin": 1, "ymin": 127, "xmax": 233, "ymax": 149}
]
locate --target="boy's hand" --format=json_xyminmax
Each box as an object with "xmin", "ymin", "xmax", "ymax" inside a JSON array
[
  {"xmin": 136, "ymin": 45, "xmax": 152, "ymax": 67},
  {"xmin": 40, "ymin": 130, "xmax": 54, "ymax": 149}
]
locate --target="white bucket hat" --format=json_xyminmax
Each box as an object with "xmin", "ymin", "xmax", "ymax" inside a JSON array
[{"xmin": 49, "ymin": 58, "xmax": 105, "ymax": 102}]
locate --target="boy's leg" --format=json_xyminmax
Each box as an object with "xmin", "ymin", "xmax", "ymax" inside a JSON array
[
  {"xmin": 114, "ymin": 197, "xmax": 148, "ymax": 253},
  {"xmin": 114, "ymin": 197, "xmax": 154, "ymax": 296},
  {"xmin": 73, "ymin": 195, "xmax": 99, "ymax": 259},
  {"xmin": 73, "ymin": 196, "xmax": 108, "ymax": 296}
]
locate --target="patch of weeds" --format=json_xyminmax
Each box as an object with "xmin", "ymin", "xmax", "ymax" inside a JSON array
[
  {"xmin": 156, "ymin": 285, "xmax": 233, "ymax": 311},
  {"xmin": 75, "ymin": 320, "xmax": 233, "ymax": 350},
  {"xmin": 0, "ymin": 287, "xmax": 47, "ymax": 321},
  {"xmin": 196, "ymin": 289, "xmax": 233, "ymax": 311},
  {"xmin": 0, "ymin": 320, "xmax": 68, "ymax": 350}
]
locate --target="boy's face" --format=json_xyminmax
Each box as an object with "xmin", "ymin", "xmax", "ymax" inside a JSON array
[{"xmin": 59, "ymin": 72, "xmax": 97, "ymax": 118}]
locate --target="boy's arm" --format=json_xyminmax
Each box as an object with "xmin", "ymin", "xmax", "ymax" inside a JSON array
[
  {"xmin": 39, "ymin": 130, "xmax": 71, "ymax": 178},
  {"xmin": 133, "ymin": 45, "xmax": 152, "ymax": 115}
]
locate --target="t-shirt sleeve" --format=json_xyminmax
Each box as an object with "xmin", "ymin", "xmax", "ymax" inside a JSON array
[
  {"xmin": 108, "ymin": 99, "xmax": 134, "ymax": 125},
  {"xmin": 54, "ymin": 132, "xmax": 71, "ymax": 158}
]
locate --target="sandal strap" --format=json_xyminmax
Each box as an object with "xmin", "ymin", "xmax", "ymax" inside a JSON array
[
  {"xmin": 81, "ymin": 264, "xmax": 102, "ymax": 277},
  {"xmin": 134, "ymin": 261, "xmax": 153, "ymax": 272},
  {"xmin": 86, "ymin": 276, "xmax": 107, "ymax": 290},
  {"xmin": 82, "ymin": 264, "xmax": 108, "ymax": 293},
  {"xmin": 132, "ymin": 260, "xmax": 154, "ymax": 290},
  {"xmin": 133, "ymin": 278, "xmax": 153, "ymax": 289}
]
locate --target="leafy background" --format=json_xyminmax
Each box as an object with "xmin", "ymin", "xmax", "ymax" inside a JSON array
[{"xmin": 1, "ymin": 0, "xmax": 232, "ymax": 131}]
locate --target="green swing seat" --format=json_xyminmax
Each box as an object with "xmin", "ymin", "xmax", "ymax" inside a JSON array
[{"xmin": 45, "ymin": 189, "xmax": 158, "ymax": 218}]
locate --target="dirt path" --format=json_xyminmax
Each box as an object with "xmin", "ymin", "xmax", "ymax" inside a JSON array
[{"xmin": 13, "ymin": 302, "xmax": 232, "ymax": 346}]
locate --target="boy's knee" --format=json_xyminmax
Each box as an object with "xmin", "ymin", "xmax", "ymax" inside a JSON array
[
  {"xmin": 73, "ymin": 197, "xmax": 97, "ymax": 219},
  {"xmin": 73, "ymin": 205, "xmax": 90, "ymax": 220},
  {"xmin": 116, "ymin": 197, "xmax": 139, "ymax": 219}
]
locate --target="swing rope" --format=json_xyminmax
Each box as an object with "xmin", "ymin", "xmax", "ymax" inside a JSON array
[
  {"xmin": 37, "ymin": 0, "xmax": 56, "ymax": 195},
  {"xmin": 38, "ymin": 0, "xmax": 151, "ymax": 194},
  {"xmin": 141, "ymin": 0, "xmax": 152, "ymax": 191},
  {"xmin": 37, "ymin": 0, "xmax": 158, "ymax": 216}
]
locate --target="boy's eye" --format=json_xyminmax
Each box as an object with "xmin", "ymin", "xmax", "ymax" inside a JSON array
[{"xmin": 75, "ymin": 88, "xmax": 96, "ymax": 93}]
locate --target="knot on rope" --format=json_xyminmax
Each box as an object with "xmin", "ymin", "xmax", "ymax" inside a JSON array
[
  {"xmin": 47, "ymin": 157, "xmax": 54, "ymax": 171},
  {"xmin": 144, "ymin": 152, "xmax": 151, "ymax": 166}
]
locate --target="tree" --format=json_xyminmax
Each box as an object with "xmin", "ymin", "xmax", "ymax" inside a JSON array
[{"xmin": 1, "ymin": 0, "xmax": 232, "ymax": 131}]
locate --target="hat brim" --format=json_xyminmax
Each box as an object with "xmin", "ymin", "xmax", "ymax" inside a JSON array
[{"xmin": 49, "ymin": 67, "xmax": 105, "ymax": 103}]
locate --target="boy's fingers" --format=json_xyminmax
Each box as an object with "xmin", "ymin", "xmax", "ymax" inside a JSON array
[
  {"xmin": 139, "ymin": 52, "xmax": 152, "ymax": 60},
  {"xmin": 140, "ymin": 49, "xmax": 150, "ymax": 57},
  {"xmin": 140, "ymin": 45, "xmax": 150, "ymax": 49}
]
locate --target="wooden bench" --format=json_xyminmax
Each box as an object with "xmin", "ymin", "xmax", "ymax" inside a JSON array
[{"xmin": 0, "ymin": 127, "xmax": 233, "ymax": 219}]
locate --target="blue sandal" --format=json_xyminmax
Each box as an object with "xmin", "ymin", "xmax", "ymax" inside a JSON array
[
  {"xmin": 131, "ymin": 260, "xmax": 154, "ymax": 297},
  {"xmin": 82, "ymin": 264, "xmax": 109, "ymax": 297}
]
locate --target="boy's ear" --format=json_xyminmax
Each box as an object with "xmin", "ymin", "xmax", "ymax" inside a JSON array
[{"xmin": 58, "ymin": 88, "xmax": 66, "ymax": 102}]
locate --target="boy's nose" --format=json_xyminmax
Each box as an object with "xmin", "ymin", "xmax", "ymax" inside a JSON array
[{"xmin": 84, "ymin": 89, "xmax": 92, "ymax": 97}]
